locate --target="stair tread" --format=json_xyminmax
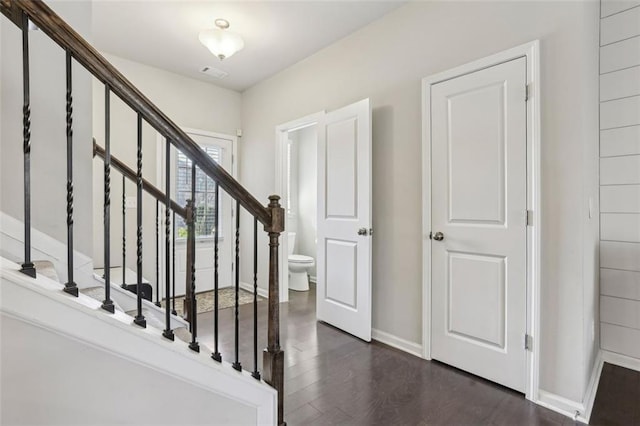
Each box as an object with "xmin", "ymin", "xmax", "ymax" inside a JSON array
[
  {"xmin": 94, "ymin": 267, "xmax": 149, "ymax": 286},
  {"xmin": 33, "ymin": 260, "xmax": 59, "ymax": 282},
  {"xmin": 80, "ymin": 286, "xmax": 123, "ymax": 312}
]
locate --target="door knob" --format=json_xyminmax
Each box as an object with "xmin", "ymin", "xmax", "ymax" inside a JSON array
[
  {"xmin": 432, "ymin": 232, "xmax": 444, "ymax": 241},
  {"xmin": 358, "ymin": 228, "xmax": 368, "ymax": 236}
]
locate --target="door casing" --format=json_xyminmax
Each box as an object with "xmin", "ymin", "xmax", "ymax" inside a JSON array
[{"xmin": 421, "ymin": 41, "xmax": 541, "ymax": 402}]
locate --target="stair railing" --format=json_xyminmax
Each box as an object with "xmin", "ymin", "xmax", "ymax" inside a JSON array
[{"xmin": 2, "ymin": 1, "xmax": 284, "ymax": 423}]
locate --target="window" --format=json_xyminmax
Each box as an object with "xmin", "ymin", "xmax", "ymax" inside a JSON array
[{"xmin": 175, "ymin": 145, "xmax": 222, "ymax": 239}]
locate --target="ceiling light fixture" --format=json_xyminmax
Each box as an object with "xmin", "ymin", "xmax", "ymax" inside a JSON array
[{"xmin": 199, "ymin": 19, "xmax": 244, "ymax": 61}]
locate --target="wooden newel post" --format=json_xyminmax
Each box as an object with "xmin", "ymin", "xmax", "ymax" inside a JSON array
[
  {"xmin": 184, "ymin": 199, "xmax": 195, "ymax": 324},
  {"xmin": 263, "ymin": 195, "xmax": 285, "ymax": 426}
]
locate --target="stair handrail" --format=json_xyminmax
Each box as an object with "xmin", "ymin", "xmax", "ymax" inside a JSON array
[
  {"xmin": 1, "ymin": 0, "xmax": 271, "ymax": 226},
  {"xmin": 93, "ymin": 140, "xmax": 187, "ymax": 219},
  {"xmin": 2, "ymin": 2, "xmax": 285, "ymax": 423}
]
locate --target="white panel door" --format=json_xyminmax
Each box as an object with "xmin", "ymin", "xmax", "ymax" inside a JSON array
[
  {"xmin": 173, "ymin": 133, "xmax": 233, "ymax": 296},
  {"xmin": 317, "ymin": 99, "xmax": 372, "ymax": 341},
  {"xmin": 431, "ymin": 57, "xmax": 527, "ymax": 392}
]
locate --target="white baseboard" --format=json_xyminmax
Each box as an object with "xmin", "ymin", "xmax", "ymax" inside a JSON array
[
  {"xmin": 0, "ymin": 212, "xmax": 94, "ymax": 288},
  {"xmin": 602, "ymin": 349, "xmax": 640, "ymax": 372},
  {"xmin": 537, "ymin": 391, "xmax": 584, "ymax": 423},
  {"xmin": 239, "ymin": 282, "xmax": 269, "ymax": 299},
  {"xmin": 371, "ymin": 328, "xmax": 423, "ymax": 359},
  {"xmin": 309, "ymin": 275, "xmax": 317, "ymax": 284},
  {"xmin": 536, "ymin": 350, "xmax": 604, "ymax": 424},
  {"xmin": 582, "ymin": 350, "xmax": 604, "ymax": 422}
]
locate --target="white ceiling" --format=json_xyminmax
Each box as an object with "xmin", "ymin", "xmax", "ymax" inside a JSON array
[{"xmin": 92, "ymin": 1, "xmax": 404, "ymax": 92}]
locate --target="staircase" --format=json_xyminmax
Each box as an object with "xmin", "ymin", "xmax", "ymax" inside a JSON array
[{"xmin": 0, "ymin": 0, "xmax": 285, "ymax": 424}]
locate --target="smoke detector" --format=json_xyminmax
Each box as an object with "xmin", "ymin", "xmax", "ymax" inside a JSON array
[{"xmin": 200, "ymin": 66, "xmax": 228, "ymax": 80}]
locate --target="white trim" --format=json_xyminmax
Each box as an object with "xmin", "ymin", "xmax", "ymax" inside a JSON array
[
  {"xmin": 521, "ymin": 351, "xmax": 604, "ymax": 425},
  {"xmin": 602, "ymin": 349, "xmax": 640, "ymax": 372},
  {"xmin": 537, "ymin": 391, "xmax": 584, "ymax": 423},
  {"xmin": 372, "ymin": 328, "xmax": 423, "ymax": 359},
  {"xmin": 275, "ymin": 111, "xmax": 324, "ymax": 303},
  {"xmin": 582, "ymin": 351, "xmax": 604, "ymax": 423},
  {"xmin": 0, "ymin": 212, "xmax": 94, "ymax": 288},
  {"xmin": 309, "ymin": 275, "xmax": 317, "ymax": 284},
  {"xmin": 421, "ymin": 41, "xmax": 541, "ymax": 403},
  {"xmin": 157, "ymin": 128, "xmax": 238, "ymax": 181},
  {"xmin": 239, "ymin": 281, "xmax": 269, "ymax": 299}
]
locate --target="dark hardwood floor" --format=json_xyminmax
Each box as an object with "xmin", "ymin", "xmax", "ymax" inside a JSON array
[
  {"xmin": 590, "ymin": 363, "xmax": 640, "ymax": 426},
  {"xmin": 195, "ymin": 285, "xmax": 634, "ymax": 425}
]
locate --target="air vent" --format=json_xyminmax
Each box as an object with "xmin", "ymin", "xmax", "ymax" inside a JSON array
[{"xmin": 200, "ymin": 66, "xmax": 228, "ymax": 79}]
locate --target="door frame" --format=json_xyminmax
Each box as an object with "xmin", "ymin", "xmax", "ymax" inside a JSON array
[
  {"xmin": 421, "ymin": 41, "xmax": 541, "ymax": 401},
  {"xmin": 156, "ymin": 128, "xmax": 238, "ymax": 295},
  {"xmin": 274, "ymin": 112, "xmax": 324, "ymax": 303},
  {"xmin": 157, "ymin": 127, "xmax": 238, "ymax": 183}
]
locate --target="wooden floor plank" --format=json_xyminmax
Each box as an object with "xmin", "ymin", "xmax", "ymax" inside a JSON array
[{"xmin": 191, "ymin": 284, "xmax": 634, "ymax": 425}]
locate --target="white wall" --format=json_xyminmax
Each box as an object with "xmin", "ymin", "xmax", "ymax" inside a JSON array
[
  {"xmin": 294, "ymin": 126, "xmax": 317, "ymax": 277},
  {"xmin": 240, "ymin": 1, "xmax": 600, "ymax": 404},
  {"xmin": 599, "ymin": 0, "xmax": 640, "ymax": 362},
  {"xmin": 92, "ymin": 54, "xmax": 242, "ymax": 283},
  {"xmin": 1, "ymin": 315, "xmax": 256, "ymax": 425},
  {"xmin": 1, "ymin": 0, "xmax": 93, "ymax": 256},
  {"xmin": 0, "ymin": 257, "xmax": 276, "ymax": 425}
]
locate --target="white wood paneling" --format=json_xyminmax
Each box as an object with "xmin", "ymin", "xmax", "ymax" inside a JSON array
[
  {"xmin": 600, "ymin": 96, "xmax": 640, "ymax": 129},
  {"xmin": 602, "ymin": 0, "xmax": 640, "ymax": 17},
  {"xmin": 600, "ymin": 0, "xmax": 640, "ymax": 365},
  {"xmin": 600, "ymin": 66, "xmax": 640, "ymax": 101},
  {"xmin": 601, "ymin": 7, "xmax": 640, "ymax": 44},
  {"xmin": 601, "ymin": 241, "xmax": 640, "ymax": 271},
  {"xmin": 601, "ymin": 37, "xmax": 640, "ymax": 73},
  {"xmin": 601, "ymin": 295, "xmax": 640, "ymax": 328},
  {"xmin": 601, "ymin": 213, "xmax": 640, "ymax": 242},
  {"xmin": 601, "ymin": 323, "xmax": 640, "ymax": 358},
  {"xmin": 601, "ymin": 125, "xmax": 640, "ymax": 156},
  {"xmin": 601, "ymin": 155, "xmax": 640, "ymax": 184},
  {"xmin": 601, "ymin": 185, "xmax": 640, "ymax": 212},
  {"xmin": 601, "ymin": 268, "xmax": 640, "ymax": 300}
]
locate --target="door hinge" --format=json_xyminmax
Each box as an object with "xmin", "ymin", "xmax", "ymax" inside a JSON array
[
  {"xmin": 525, "ymin": 84, "xmax": 530, "ymax": 102},
  {"xmin": 526, "ymin": 210, "xmax": 533, "ymax": 227},
  {"xmin": 524, "ymin": 334, "xmax": 533, "ymax": 351}
]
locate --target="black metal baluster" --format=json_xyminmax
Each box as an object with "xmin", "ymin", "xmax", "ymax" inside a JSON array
[
  {"xmin": 155, "ymin": 199, "xmax": 161, "ymax": 307},
  {"xmin": 101, "ymin": 85, "xmax": 115, "ymax": 313},
  {"xmin": 188, "ymin": 164, "xmax": 199, "ymax": 352},
  {"xmin": 162, "ymin": 139, "xmax": 174, "ymax": 341},
  {"xmin": 233, "ymin": 200, "xmax": 242, "ymax": 372},
  {"xmin": 172, "ymin": 210, "xmax": 177, "ymax": 316},
  {"xmin": 133, "ymin": 114, "xmax": 146, "ymax": 328},
  {"xmin": 211, "ymin": 182, "xmax": 221, "ymax": 362},
  {"xmin": 122, "ymin": 175, "xmax": 127, "ymax": 289},
  {"xmin": 63, "ymin": 50, "xmax": 78, "ymax": 297},
  {"xmin": 19, "ymin": 12, "xmax": 36, "ymax": 279},
  {"xmin": 252, "ymin": 216, "xmax": 260, "ymax": 380}
]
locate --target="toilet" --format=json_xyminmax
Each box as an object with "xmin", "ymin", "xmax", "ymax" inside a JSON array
[{"xmin": 287, "ymin": 232, "xmax": 314, "ymax": 292}]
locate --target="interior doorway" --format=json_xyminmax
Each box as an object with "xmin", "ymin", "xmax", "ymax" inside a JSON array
[
  {"xmin": 275, "ymin": 113, "xmax": 323, "ymax": 305},
  {"xmin": 276, "ymin": 98, "xmax": 373, "ymax": 342}
]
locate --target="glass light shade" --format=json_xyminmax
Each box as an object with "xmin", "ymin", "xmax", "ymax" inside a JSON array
[{"xmin": 199, "ymin": 28, "xmax": 244, "ymax": 60}]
